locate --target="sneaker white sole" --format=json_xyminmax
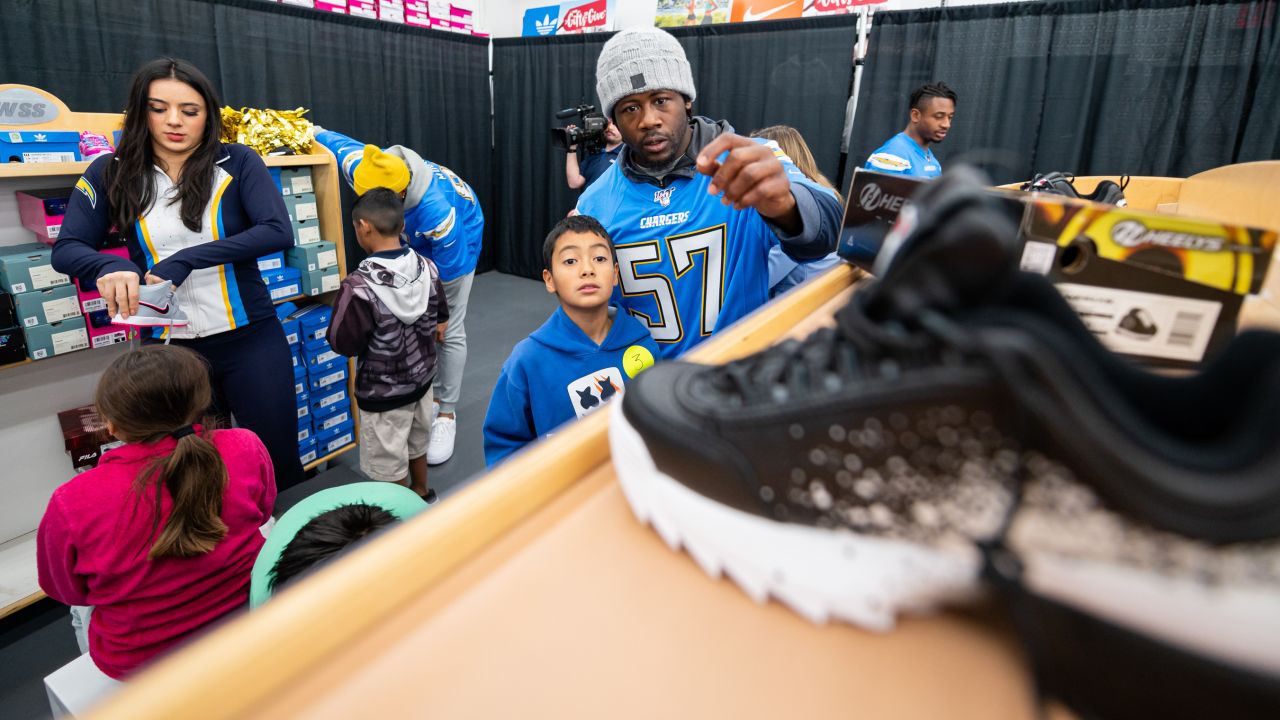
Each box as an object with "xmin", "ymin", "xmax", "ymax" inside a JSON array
[
  {"xmin": 110, "ymin": 315, "xmax": 189, "ymax": 327},
  {"xmin": 608, "ymin": 401, "xmax": 984, "ymax": 630}
]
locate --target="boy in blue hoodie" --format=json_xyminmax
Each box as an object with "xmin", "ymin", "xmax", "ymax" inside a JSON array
[{"xmin": 483, "ymin": 216, "xmax": 659, "ymax": 466}]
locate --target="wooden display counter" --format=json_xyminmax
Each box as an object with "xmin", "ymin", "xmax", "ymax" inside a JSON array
[{"xmin": 86, "ymin": 263, "xmax": 1037, "ymax": 719}]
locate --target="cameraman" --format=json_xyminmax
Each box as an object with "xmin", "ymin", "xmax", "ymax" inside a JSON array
[{"xmin": 564, "ymin": 119, "xmax": 623, "ymax": 191}]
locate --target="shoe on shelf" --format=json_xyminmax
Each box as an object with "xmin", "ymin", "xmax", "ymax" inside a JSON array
[
  {"xmin": 111, "ymin": 280, "xmax": 188, "ymax": 327},
  {"xmin": 609, "ymin": 167, "xmax": 1280, "ymax": 714},
  {"xmin": 1020, "ymin": 171, "xmax": 1128, "ymax": 206},
  {"xmin": 427, "ymin": 414, "xmax": 456, "ymax": 465}
]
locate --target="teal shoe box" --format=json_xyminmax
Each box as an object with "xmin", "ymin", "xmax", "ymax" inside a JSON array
[
  {"xmin": 14, "ymin": 285, "xmax": 80, "ymax": 327},
  {"xmin": 24, "ymin": 316, "xmax": 89, "ymax": 360},
  {"xmin": 0, "ymin": 243, "xmax": 70, "ymax": 294}
]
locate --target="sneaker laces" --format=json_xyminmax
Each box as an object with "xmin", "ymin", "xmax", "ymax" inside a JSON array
[{"xmin": 708, "ymin": 293, "xmax": 972, "ymax": 407}]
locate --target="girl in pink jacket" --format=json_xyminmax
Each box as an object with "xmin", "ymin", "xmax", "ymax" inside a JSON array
[{"xmin": 38, "ymin": 345, "xmax": 276, "ymax": 679}]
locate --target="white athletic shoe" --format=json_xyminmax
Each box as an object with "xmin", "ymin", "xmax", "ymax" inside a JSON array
[{"xmin": 427, "ymin": 415, "xmax": 456, "ymax": 465}]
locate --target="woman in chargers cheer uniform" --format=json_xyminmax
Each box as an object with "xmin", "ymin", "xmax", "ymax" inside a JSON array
[{"xmin": 52, "ymin": 57, "xmax": 303, "ymax": 489}]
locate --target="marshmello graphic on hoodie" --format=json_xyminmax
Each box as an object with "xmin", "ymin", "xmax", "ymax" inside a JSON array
[{"xmin": 482, "ymin": 306, "xmax": 658, "ymax": 466}]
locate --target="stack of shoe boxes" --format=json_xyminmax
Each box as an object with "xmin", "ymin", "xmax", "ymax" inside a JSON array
[
  {"xmin": 287, "ymin": 240, "xmax": 340, "ymax": 296},
  {"xmin": 261, "ymin": 166, "xmax": 324, "ymax": 301},
  {"xmin": 14, "ymin": 189, "xmax": 135, "ymax": 351},
  {"xmin": 0, "ymin": 243, "xmax": 87, "ymax": 360},
  {"xmin": 287, "ymin": 303, "xmax": 355, "ymax": 465},
  {"xmin": 277, "ymin": 304, "xmax": 315, "ymax": 465}
]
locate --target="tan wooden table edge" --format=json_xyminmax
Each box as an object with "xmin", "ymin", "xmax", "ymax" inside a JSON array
[{"xmin": 87, "ymin": 265, "xmax": 863, "ymax": 720}]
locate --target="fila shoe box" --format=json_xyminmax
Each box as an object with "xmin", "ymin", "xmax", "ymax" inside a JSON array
[
  {"xmin": 0, "ymin": 243, "xmax": 70, "ymax": 294},
  {"xmin": 58, "ymin": 405, "xmax": 123, "ymax": 472}
]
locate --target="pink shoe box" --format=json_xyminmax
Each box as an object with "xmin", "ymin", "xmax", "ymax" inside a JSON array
[
  {"xmin": 349, "ymin": 0, "xmax": 378, "ymax": 18},
  {"xmin": 405, "ymin": 0, "xmax": 428, "ymax": 13},
  {"xmin": 86, "ymin": 321, "xmax": 134, "ymax": 349},
  {"xmin": 16, "ymin": 188, "xmax": 73, "ymax": 244},
  {"xmin": 315, "ymin": 0, "xmax": 348, "ymax": 13},
  {"xmin": 73, "ymin": 246, "xmax": 130, "ymax": 315},
  {"xmin": 430, "ymin": 17, "xmax": 450, "ymax": 29},
  {"xmin": 449, "ymin": 4, "xmax": 472, "ymax": 22},
  {"xmin": 406, "ymin": 10, "xmax": 431, "ymax": 26}
]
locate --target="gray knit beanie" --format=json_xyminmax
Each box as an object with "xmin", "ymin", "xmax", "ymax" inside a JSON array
[{"xmin": 596, "ymin": 27, "xmax": 697, "ymax": 120}]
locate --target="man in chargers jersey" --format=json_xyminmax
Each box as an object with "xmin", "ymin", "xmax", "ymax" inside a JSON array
[
  {"xmin": 864, "ymin": 82, "xmax": 956, "ymax": 179},
  {"xmin": 315, "ymin": 129, "xmax": 484, "ymax": 465},
  {"xmin": 576, "ymin": 27, "xmax": 843, "ymax": 359}
]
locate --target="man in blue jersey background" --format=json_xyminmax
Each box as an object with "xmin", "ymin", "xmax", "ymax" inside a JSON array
[
  {"xmin": 576, "ymin": 27, "xmax": 843, "ymax": 359},
  {"xmin": 315, "ymin": 129, "xmax": 484, "ymax": 466},
  {"xmin": 864, "ymin": 82, "xmax": 957, "ymax": 179}
]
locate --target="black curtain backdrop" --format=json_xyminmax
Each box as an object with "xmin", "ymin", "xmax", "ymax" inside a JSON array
[
  {"xmin": 492, "ymin": 15, "xmax": 859, "ymax": 279},
  {"xmin": 0, "ymin": 0, "xmax": 493, "ymax": 272},
  {"xmin": 851, "ymin": 0, "xmax": 1280, "ymax": 187}
]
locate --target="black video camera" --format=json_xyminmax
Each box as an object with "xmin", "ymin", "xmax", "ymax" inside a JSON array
[{"xmin": 550, "ymin": 104, "xmax": 608, "ymax": 155}]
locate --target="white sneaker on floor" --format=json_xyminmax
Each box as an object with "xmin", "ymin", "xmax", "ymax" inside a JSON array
[{"xmin": 427, "ymin": 415, "xmax": 456, "ymax": 465}]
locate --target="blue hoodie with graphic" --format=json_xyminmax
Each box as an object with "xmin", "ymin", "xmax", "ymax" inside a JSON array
[{"xmin": 483, "ymin": 306, "xmax": 659, "ymax": 466}]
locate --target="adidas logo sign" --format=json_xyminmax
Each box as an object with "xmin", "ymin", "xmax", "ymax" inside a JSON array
[{"xmin": 535, "ymin": 14, "xmax": 557, "ymax": 35}]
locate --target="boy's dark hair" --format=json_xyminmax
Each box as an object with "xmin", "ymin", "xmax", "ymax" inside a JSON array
[
  {"xmin": 352, "ymin": 187, "xmax": 406, "ymax": 236},
  {"xmin": 543, "ymin": 214, "xmax": 613, "ymax": 271},
  {"xmin": 268, "ymin": 503, "xmax": 399, "ymax": 592},
  {"xmin": 910, "ymin": 82, "xmax": 957, "ymax": 112}
]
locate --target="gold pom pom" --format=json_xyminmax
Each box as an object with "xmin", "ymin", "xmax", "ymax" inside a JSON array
[{"xmin": 220, "ymin": 107, "xmax": 315, "ymax": 156}]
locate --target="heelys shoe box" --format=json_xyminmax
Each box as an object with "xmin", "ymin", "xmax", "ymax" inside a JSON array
[{"xmin": 838, "ymin": 170, "xmax": 1277, "ymax": 368}]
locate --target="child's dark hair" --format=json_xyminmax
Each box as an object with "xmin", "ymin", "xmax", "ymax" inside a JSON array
[
  {"xmin": 910, "ymin": 82, "xmax": 957, "ymax": 111},
  {"xmin": 352, "ymin": 187, "xmax": 406, "ymax": 236},
  {"xmin": 268, "ymin": 503, "xmax": 399, "ymax": 592},
  {"xmin": 543, "ymin": 214, "xmax": 613, "ymax": 271},
  {"xmin": 95, "ymin": 346, "xmax": 227, "ymax": 560}
]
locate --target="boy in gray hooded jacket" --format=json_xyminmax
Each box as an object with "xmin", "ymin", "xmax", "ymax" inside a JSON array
[{"xmin": 328, "ymin": 188, "xmax": 449, "ymax": 501}]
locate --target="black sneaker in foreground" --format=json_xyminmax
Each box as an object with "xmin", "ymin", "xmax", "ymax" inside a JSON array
[{"xmin": 608, "ymin": 167, "xmax": 1280, "ymax": 683}]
